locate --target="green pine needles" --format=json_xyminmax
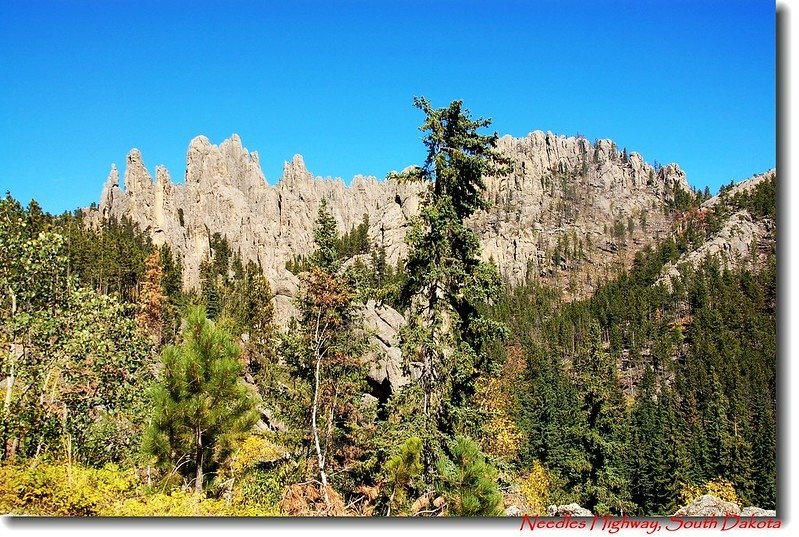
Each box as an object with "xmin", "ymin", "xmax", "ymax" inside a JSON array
[
  {"xmin": 392, "ymin": 97, "xmax": 508, "ymax": 474},
  {"xmin": 144, "ymin": 307, "xmax": 258, "ymax": 494},
  {"xmin": 437, "ymin": 436, "xmax": 502, "ymax": 516}
]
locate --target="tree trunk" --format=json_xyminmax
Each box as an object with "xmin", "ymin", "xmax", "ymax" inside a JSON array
[
  {"xmin": 195, "ymin": 428, "xmax": 204, "ymax": 495},
  {"xmin": 3, "ymin": 291, "xmax": 17, "ymax": 418},
  {"xmin": 3, "ymin": 354, "xmax": 14, "ymax": 416},
  {"xmin": 311, "ymin": 311, "xmax": 331, "ymax": 511}
]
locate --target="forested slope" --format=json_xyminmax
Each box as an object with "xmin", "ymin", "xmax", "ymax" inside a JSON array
[{"xmin": 0, "ymin": 103, "xmax": 776, "ymax": 517}]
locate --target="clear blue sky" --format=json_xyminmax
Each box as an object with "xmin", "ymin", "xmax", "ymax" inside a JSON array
[{"xmin": 0, "ymin": 0, "xmax": 776, "ymax": 214}]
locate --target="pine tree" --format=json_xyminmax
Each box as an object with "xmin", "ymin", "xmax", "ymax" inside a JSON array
[
  {"xmin": 158, "ymin": 244, "xmax": 184, "ymax": 343},
  {"xmin": 310, "ymin": 199, "xmax": 340, "ymax": 273},
  {"xmin": 573, "ymin": 321, "xmax": 633, "ymax": 515},
  {"xmin": 657, "ymin": 386, "xmax": 691, "ymax": 513},
  {"xmin": 240, "ymin": 261, "xmax": 276, "ymax": 376},
  {"xmin": 200, "ymin": 261, "xmax": 221, "ymax": 320},
  {"xmin": 436, "ymin": 435, "xmax": 502, "ymax": 516},
  {"xmin": 384, "ymin": 436, "xmax": 423, "ymax": 515},
  {"xmin": 143, "ymin": 307, "xmax": 258, "ymax": 494}
]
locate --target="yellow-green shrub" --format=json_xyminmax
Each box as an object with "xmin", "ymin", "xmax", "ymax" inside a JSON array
[
  {"xmin": 0, "ymin": 456, "xmax": 285, "ymax": 516},
  {"xmin": 108, "ymin": 490, "xmax": 279, "ymax": 516},
  {"xmin": 679, "ymin": 477, "xmax": 739, "ymax": 506},
  {"xmin": 229, "ymin": 435, "xmax": 287, "ymax": 475},
  {"xmin": 519, "ymin": 460, "xmax": 552, "ymax": 515},
  {"xmin": 0, "ymin": 462, "xmax": 134, "ymax": 516}
]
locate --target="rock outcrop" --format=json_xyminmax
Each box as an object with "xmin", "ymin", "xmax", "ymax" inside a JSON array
[
  {"xmin": 86, "ymin": 132, "xmax": 694, "ymax": 391},
  {"xmin": 87, "ymin": 132, "xmax": 691, "ymax": 312},
  {"xmin": 547, "ymin": 503, "xmax": 593, "ymax": 517},
  {"xmin": 674, "ymin": 494, "xmax": 776, "ymax": 517},
  {"xmin": 741, "ymin": 506, "xmax": 778, "ymax": 517},
  {"xmin": 361, "ymin": 300, "xmax": 409, "ymax": 390},
  {"xmin": 657, "ymin": 169, "xmax": 776, "ymax": 289}
]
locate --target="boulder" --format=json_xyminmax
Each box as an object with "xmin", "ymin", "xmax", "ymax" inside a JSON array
[
  {"xmin": 547, "ymin": 503, "xmax": 593, "ymax": 517},
  {"xmin": 504, "ymin": 506, "xmax": 523, "ymax": 517},
  {"xmin": 741, "ymin": 506, "xmax": 777, "ymax": 517},
  {"xmin": 674, "ymin": 494, "xmax": 741, "ymax": 517}
]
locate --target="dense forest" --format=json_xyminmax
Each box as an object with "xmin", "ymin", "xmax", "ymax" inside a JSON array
[{"xmin": 0, "ymin": 100, "xmax": 776, "ymax": 517}]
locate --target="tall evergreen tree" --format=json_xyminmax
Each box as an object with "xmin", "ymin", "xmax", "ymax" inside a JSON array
[
  {"xmin": 573, "ymin": 321, "xmax": 633, "ymax": 515},
  {"xmin": 310, "ymin": 199, "xmax": 340, "ymax": 273},
  {"xmin": 281, "ymin": 203, "xmax": 367, "ymax": 511},
  {"xmin": 391, "ymin": 97, "xmax": 508, "ymax": 473},
  {"xmin": 239, "ymin": 261, "xmax": 276, "ymax": 376}
]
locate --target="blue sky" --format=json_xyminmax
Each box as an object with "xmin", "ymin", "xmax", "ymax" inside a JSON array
[{"xmin": 0, "ymin": 0, "xmax": 776, "ymax": 214}]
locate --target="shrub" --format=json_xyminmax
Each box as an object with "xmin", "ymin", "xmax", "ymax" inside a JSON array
[
  {"xmin": 108, "ymin": 490, "xmax": 278, "ymax": 516},
  {"xmin": 679, "ymin": 477, "xmax": 739, "ymax": 506},
  {"xmin": 519, "ymin": 460, "xmax": 552, "ymax": 515},
  {"xmin": 0, "ymin": 462, "xmax": 134, "ymax": 516}
]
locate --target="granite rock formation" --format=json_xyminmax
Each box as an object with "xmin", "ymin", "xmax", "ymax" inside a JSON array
[
  {"xmin": 657, "ymin": 170, "xmax": 776, "ymax": 289},
  {"xmin": 86, "ymin": 132, "xmax": 697, "ymax": 391},
  {"xmin": 88, "ymin": 132, "xmax": 692, "ymax": 314},
  {"xmin": 673, "ymin": 494, "xmax": 776, "ymax": 517}
]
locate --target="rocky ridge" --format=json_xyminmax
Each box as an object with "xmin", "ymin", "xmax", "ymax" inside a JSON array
[
  {"xmin": 86, "ymin": 132, "xmax": 699, "ymax": 391},
  {"xmin": 657, "ymin": 170, "xmax": 776, "ymax": 288},
  {"xmin": 87, "ymin": 132, "xmax": 692, "ymax": 324}
]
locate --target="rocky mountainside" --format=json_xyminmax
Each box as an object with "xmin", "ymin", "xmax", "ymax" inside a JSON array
[
  {"xmin": 657, "ymin": 170, "xmax": 776, "ymax": 288},
  {"xmin": 86, "ymin": 132, "xmax": 693, "ymax": 324}
]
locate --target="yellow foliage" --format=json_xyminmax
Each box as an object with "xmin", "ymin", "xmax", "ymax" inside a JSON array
[
  {"xmin": 679, "ymin": 477, "xmax": 739, "ymax": 506},
  {"xmin": 519, "ymin": 460, "xmax": 552, "ymax": 515},
  {"xmin": 473, "ymin": 345, "xmax": 526, "ymax": 462},
  {"xmin": 0, "ymin": 460, "xmax": 284, "ymax": 516},
  {"xmin": 109, "ymin": 490, "xmax": 278, "ymax": 516},
  {"xmin": 230, "ymin": 435, "xmax": 287, "ymax": 476},
  {"xmin": 0, "ymin": 461, "xmax": 134, "ymax": 516},
  {"xmin": 482, "ymin": 415, "xmax": 522, "ymax": 461}
]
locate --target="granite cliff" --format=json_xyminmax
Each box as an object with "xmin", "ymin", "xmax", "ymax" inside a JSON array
[{"xmin": 87, "ymin": 132, "xmax": 692, "ymax": 322}]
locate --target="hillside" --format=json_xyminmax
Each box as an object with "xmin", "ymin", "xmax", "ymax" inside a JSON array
[{"xmin": 0, "ymin": 107, "xmax": 776, "ymax": 517}]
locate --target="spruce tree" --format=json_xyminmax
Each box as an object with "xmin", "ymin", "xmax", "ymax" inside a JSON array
[
  {"xmin": 391, "ymin": 97, "xmax": 508, "ymax": 473},
  {"xmin": 310, "ymin": 198, "xmax": 340, "ymax": 273},
  {"xmin": 240, "ymin": 261, "xmax": 276, "ymax": 376},
  {"xmin": 573, "ymin": 321, "xmax": 633, "ymax": 515}
]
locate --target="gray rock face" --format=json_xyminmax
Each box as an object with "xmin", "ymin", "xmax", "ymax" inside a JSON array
[
  {"xmin": 546, "ymin": 503, "xmax": 593, "ymax": 517},
  {"xmin": 85, "ymin": 132, "xmax": 694, "ymax": 390},
  {"xmin": 657, "ymin": 171, "xmax": 775, "ymax": 290},
  {"xmin": 88, "ymin": 131, "xmax": 690, "ymax": 311},
  {"xmin": 673, "ymin": 495, "xmax": 776, "ymax": 518},
  {"xmin": 741, "ymin": 506, "xmax": 777, "ymax": 517},
  {"xmin": 474, "ymin": 134, "xmax": 688, "ymax": 289},
  {"xmin": 89, "ymin": 135, "xmax": 424, "ymax": 321},
  {"xmin": 361, "ymin": 300, "xmax": 408, "ymax": 391},
  {"xmin": 674, "ymin": 494, "xmax": 741, "ymax": 517}
]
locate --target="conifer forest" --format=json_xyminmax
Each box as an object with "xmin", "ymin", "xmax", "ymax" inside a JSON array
[{"xmin": 0, "ymin": 99, "xmax": 777, "ymax": 517}]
